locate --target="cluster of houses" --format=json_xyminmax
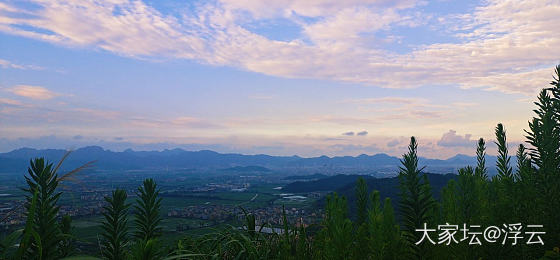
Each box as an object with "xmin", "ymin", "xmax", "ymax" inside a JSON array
[
  {"xmin": 167, "ymin": 204, "xmax": 238, "ymax": 221},
  {"xmin": 167, "ymin": 203, "xmax": 323, "ymax": 230}
]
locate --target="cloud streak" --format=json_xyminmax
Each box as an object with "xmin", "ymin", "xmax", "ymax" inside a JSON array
[
  {"xmin": 357, "ymin": 130, "xmax": 368, "ymax": 136},
  {"xmin": 0, "ymin": 58, "xmax": 44, "ymax": 70},
  {"xmin": 6, "ymin": 85, "xmax": 63, "ymax": 100}
]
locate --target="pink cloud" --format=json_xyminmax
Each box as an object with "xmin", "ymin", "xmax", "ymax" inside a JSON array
[{"xmin": 6, "ymin": 85, "xmax": 62, "ymax": 100}]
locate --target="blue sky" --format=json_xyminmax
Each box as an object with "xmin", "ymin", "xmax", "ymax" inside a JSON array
[{"xmin": 0, "ymin": 0, "xmax": 559, "ymax": 158}]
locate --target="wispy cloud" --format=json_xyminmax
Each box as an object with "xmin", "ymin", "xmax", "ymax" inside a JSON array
[
  {"xmin": 219, "ymin": 0, "xmax": 419, "ymax": 19},
  {"xmin": 0, "ymin": 0, "xmax": 557, "ymax": 95},
  {"xmin": 0, "ymin": 58, "xmax": 43, "ymax": 70},
  {"xmin": 0, "ymin": 97, "xmax": 23, "ymax": 106},
  {"xmin": 341, "ymin": 97, "xmax": 428, "ymax": 105},
  {"xmin": 6, "ymin": 85, "xmax": 63, "ymax": 100},
  {"xmin": 72, "ymin": 108, "xmax": 121, "ymax": 120}
]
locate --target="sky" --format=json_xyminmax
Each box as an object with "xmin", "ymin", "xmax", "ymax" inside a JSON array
[{"xmin": 0, "ymin": 0, "xmax": 559, "ymax": 159}]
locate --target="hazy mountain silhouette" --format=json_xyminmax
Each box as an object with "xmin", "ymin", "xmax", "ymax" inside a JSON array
[{"xmin": 0, "ymin": 146, "xmax": 509, "ymax": 175}]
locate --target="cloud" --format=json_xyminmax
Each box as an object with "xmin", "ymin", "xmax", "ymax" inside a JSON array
[
  {"xmin": 0, "ymin": 58, "xmax": 43, "ymax": 70},
  {"xmin": 170, "ymin": 116, "xmax": 219, "ymax": 128},
  {"xmin": 0, "ymin": 0, "xmax": 557, "ymax": 95},
  {"xmin": 0, "ymin": 98, "xmax": 23, "ymax": 106},
  {"xmin": 71, "ymin": 108, "xmax": 120, "ymax": 120},
  {"xmin": 409, "ymin": 110, "xmax": 444, "ymax": 119},
  {"xmin": 302, "ymin": 7, "xmax": 402, "ymax": 47},
  {"xmin": 437, "ymin": 130, "xmax": 475, "ymax": 147},
  {"xmin": 387, "ymin": 139, "xmax": 400, "ymax": 147},
  {"xmin": 219, "ymin": 0, "xmax": 418, "ymax": 19},
  {"xmin": 341, "ymin": 97, "xmax": 427, "ymax": 105},
  {"xmin": 6, "ymin": 85, "xmax": 63, "ymax": 100},
  {"xmin": 342, "ymin": 130, "xmax": 368, "ymax": 137},
  {"xmin": 342, "ymin": 96, "xmax": 448, "ymax": 120}
]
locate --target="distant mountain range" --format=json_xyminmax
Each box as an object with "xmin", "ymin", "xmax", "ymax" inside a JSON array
[{"xmin": 0, "ymin": 146, "xmax": 512, "ymax": 175}]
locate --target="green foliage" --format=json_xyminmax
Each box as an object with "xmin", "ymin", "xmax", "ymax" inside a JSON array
[
  {"xmin": 398, "ymin": 137, "xmax": 436, "ymax": 259},
  {"xmin": 495, "ymin": 123, "xmax": 513, "ymax": 181},
  {"xmin": 16, "ymin": 189, "xmax": 39, "ymax": 259},
  {"xmin": 475, "ymin": 138, "xmax": 488, "ymax": 179},
  {"xmin": 441, "ymin": 180, "xmax": 459, "ymax": 223},
  {"xmin": 59, "ymin": 214, "xmax": 75, "ymax": 257},
  {"xmin": 514, "ymin": 144, "xmax": 535, "ymax": 220},
  {"xmin": 170, "ymin": 204, "xmax": 313, "ymax": 260},
  {"xmin": 515, "ymin": 145, "xmax": 531, "ymax": 178},
  {"xmin": 134, "ymin": 178, "xmax": 163, "ymax": 241},
  {"xmin": 277, "ymin": 205, "xmax": 312, "ymax": 260},
  {"xmin": 129, "ymin": 239, "xmax": 161, "ymax": 260},
  {"xmin": 355, "ymin": 177, "xmax": 368, "ymax": 226},
  {"xmin": 12, "ymin": 153, "xmax": 93, "ymax": 259},
  {"xmin": 316, "ymin": 193, "xmax": 353, "ymax": 260},
  {"xmin": 492, "ymin": 124, "xmax": 515, "ymax": 218},
  {"xmin": 353, "ymin": 177, "xmax": 370, "ymax": 259},
  {"xmin": 525, "ymin": 65, "xmax": 560, "ymax": 248},
  {"xmin": 244, "ymin": 208, "xmax": 257, "ymax": 240},
  {"xmin": 441, "ymin": 166, "xmax": 487, "ymax": 259},
  {"xmin": 0, "ymin": 229, "xmax": 21, "ymax": 259},
  {"xmin": 172, "ymin": 225, "xmax": 276, "ymax": 259},
  {"xmin": 101, "ymin": 189, "xmax": 131, "ymax": 260},
  {"xmin": 367, "ymin": 191, "xmax": 404, "ymax": 259},
  {"xmin": 456, "ymin": 166, "xmax": 481, "ymax": 224},
  {"xmin": 21, "ymin": 158, "xmax": 63, "ymax": 259},
  {"xmin": 381, "ymin": 198, "xmax": 403, "ymax": 260},
  {"xmin": 367, "ymin": 190, "xmax": 382, "ymax": 259}
]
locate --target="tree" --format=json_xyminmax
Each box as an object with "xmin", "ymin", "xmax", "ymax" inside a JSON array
[
  {"xmin": 495, "ymin": 123, "xmax": 513, "ymax": 181},
  {"xmin": 133, "ymin": 178, "xmax": 163, "ymax": 241},
  {"xmin": 525, "ymin": 66, "xmax": 560, "ymax": 247},
  {"xmin": 355, "ymin": 177, "xmax": 368, "ymax": 226},
  {"xmin": 354, "ymin": 177, "xmax": 369, "ymax": 259},
  {"xmin": 368, "ymin": 190, "xmax": 383, "ymax": 259},
  {"xmin": 398, "ymin": 137, "xmax": 436, "ymax": 259},
  {"xmin": 101, "ymin": 189, "xmax": 131, "ymax": 260},
  {"xmin": 380, "ymin": 198, "xmax": 403, "ymax": 260},
  {"xmin": 21, "ymin": 158, "xmax": 63, "ymax": 259},
  {"xmin": 316, "ymin": 193, "xmax": 353, "ymax": 260},
  {"xmin": 59, "ymin": 214, "xmax": 74, "ymax": 257},
  {"xmin": 492, "ymin": 123, "xmax": 515, "ymax": 222},
  {"xmin": 442, "ymin": 166, "xmax": 485, "ymax": 259},
  {"xmin": 475, "ymin": 138, "xmax": 488, "ymax": 179}
]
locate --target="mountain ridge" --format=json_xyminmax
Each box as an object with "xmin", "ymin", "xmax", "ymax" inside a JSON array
[{"xmin": 0, "ymin": 146, "xmax": 511, "ymax": 174}]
